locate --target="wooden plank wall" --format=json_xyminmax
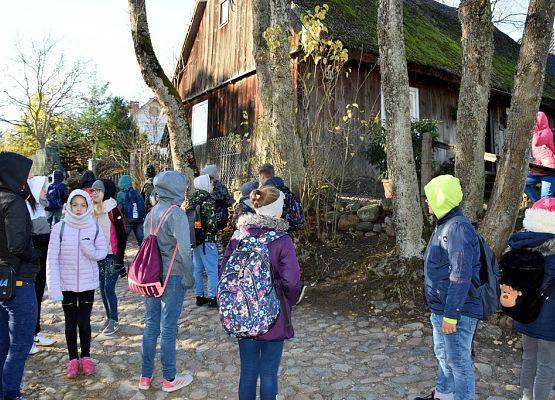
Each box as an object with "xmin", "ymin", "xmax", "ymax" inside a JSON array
[
  {"xmin": 183, "ymin": 74, "xmax": 261, "ymax": 141},
  {"xmin": 178, "ymin": 0, "xmax": 255, "ymax": 101}
]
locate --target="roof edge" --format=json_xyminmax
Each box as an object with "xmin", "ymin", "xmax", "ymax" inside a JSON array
[{"xmin": 172, "ymin": 0, "xmax": 207, "ymax": 86}]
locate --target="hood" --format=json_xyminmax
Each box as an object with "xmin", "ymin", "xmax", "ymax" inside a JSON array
[
  {"xmin": 536, "ymin": 111, "xmax": 549, "ymax": 132},
  {"xmin": 0, "ymin": 152, "xmax": 33, "ymax": 193},
  {"xmin": 508, "ymin": 231, "xmax": 555, "ymax": 253},
  {"xmin": 237, "ymin": 213, "xmax": 290, "ymax": 232},
  {"xmin": 28, "ymin": 176, "xmax": 47, "ymax": 202},
  {"xmin": 424, "ymin": 175, "xmax": 463, "ymax": 219},
  {"xmin": 194, "ymin": 174, "xmax": 212, "ymax": 193},
  {"xmin": 201, "ymin": 164, "xmax": 219, "ymax": 180},
  {"xmin": 240, "ymin": 181, "xmax": 259, "ymax": 200},
  {"xmin": 153, "ymin": 171, "xmax": 187, "ymax": 205},
  {"xmin": 103, "ymin": 198, "xmax": 118, "ymax": 213},
  {"xmin": 80, "ymin": 170, "xmax": 96, "ymax": 189},
  {"xmin": 145, "ymin": 164, "xmax": 156, "ymax": 179},
  {"xmin": 63, "ymin": 189, "xmax": 95, "ymax": 228},
  {"xmin": 265, "ymin": 176, "xmax": 285, "ymax": 190},
  {"xmin": 53, "ymin": 169, "xmax": 64, "ymax": 183},
  {"xmin": 118, "ymin": 174, "xmax": 133, "ymax": 191},
  {"xmin": 100, "ymin": 179, "xmax": 117, "ymax": 200}
]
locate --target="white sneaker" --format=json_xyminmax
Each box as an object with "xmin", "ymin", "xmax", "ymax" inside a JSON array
[
  {"xmin": 29, "ymin": 343, "xmax": 40, "ymax": 355},
  {"xmin": 161, "ymin": 374, "xmax": 193, "ymax": 392},
  {"xmin": 34, "ymin": 333, "xmax": 56, "ymax": 346}
]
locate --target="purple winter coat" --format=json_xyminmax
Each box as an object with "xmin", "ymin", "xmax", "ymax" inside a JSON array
[{"xmin": 220, "ymin": 213, "xmax": 301, "ymax": 341}]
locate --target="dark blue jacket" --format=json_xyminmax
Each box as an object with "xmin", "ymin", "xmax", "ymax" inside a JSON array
[
  {"xmin": 509, "ymin": 231, "xmax": 555, "ymax": 341},
  {"xmin": 424, "ymin": 207, "xmax": 483, "ymax": 320}
]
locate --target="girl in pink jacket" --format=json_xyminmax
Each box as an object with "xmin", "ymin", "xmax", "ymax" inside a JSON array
[
  {"xmin": 46, "ymin": 190, "xmax": 107, "ymax": 378},
  {"xmin": 526, "ymin": 112, "xmax": 555, "ymax": 203}
]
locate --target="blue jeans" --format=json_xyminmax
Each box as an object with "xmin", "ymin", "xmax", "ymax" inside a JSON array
[
  {"xmin": 431, "ymin": 313, "xmax": 477, "ymax": 400},
  {"xmin": 141, "ymin": 276, "xmax": 185, "ymax": 381},
  {"xmin": 525, "ymin": 174, "xmax": 555, "ymax": 203},
  {"xmin": 98, "ymin": 255, "xmax": 119, "ymax": 322},
  {"xmin": 193, "ymin": 243, "xmax": 219, "ymax": 298},
  {"xmin": 0, "ymin": 283, "xmax": 38, "ymax": 398},
  {"xmin": 238, "ymin": 339, "xmax": 284, "ymax": 400},
  {"xmin": 126, "ymin": 221, "xmax": 144, "ymax": 246}
]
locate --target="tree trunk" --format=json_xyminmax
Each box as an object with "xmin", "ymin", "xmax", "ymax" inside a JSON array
[
  {"xmin": 421, "ymin": 131, "xmax": 433, "ymax": 195},
  {"xmin": 378, "ymin": 0, "xmax": 424, "ymax": 260},
  {"xmin": 252, "ymin": 0, "xmax": 305, "ymax": 193},
  {"xmin": 480, "ymin": 0, "xmax": 555, "ymax": 257},
  {"xmin": 454, "ymin": 0, "xmax": 494, "ymax": 221},
  {"xmin": 128, "ymin": 0, "xmax": 198, "ymax": 185}
]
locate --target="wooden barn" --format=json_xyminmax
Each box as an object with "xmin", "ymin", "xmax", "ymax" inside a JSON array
[{"xmin": 172, "ymin": 0, "xmax": 555, "ymax": 191}]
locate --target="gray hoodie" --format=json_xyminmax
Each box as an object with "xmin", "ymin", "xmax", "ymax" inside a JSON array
[{"xmin": 143, "ymin": 171, "xmax": 193, "ymax": 288}]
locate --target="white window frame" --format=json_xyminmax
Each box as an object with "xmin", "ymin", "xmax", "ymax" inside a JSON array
[
  {"xmin": 219, "ymin": 0, "xmax": 229, "ymax": 27},
  {"xmin": 380, "ymin": 86, "xmax": 420, "ymax": 123},
  {"xmin": 191, "ymin": 100, "xmax": 209, "ymax": 146}
]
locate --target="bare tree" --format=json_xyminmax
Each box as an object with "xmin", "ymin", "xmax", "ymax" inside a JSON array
[
  {"xmin": 378, "ymin": 0, "xmax": 423, "ymax": 260},
  {"xmin": 454, "ymin": 0, "xmax": 493, "ymax": 221},
  {"xmin": 128, "ymin": 0, "xmax": 198, "ymax": 184},
  {"xmin": 0, "ymin": 37, "xmax": 87, "ymax": 149},
  {"xmin": 480, "ymin": 0, "xmax": 555, "ymax": 256},
  {"xmin": 252, "ymin": 0, "xmax": 305, "ymax": 193}
]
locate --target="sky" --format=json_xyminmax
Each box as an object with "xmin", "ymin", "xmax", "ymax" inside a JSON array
[
  {"xmin": 0, "ymin": 0, "xmax": 531, "ymax": 129},
  {"xmin": 0, "ymin": 0, "xmax": 196, "ymax": 127}
]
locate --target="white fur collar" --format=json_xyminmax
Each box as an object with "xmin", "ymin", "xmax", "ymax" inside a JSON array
[
  {"xmin": 237, "ymin": 213, "xmax": 289, "ymax": 231},
  {"xmin": 523, "ymin": 208, "xmax": 555, "ymax": 235}
]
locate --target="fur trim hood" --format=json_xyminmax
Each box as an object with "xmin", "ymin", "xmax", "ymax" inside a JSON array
[
  {"xmin": 237, "ymin": 213, "xmax": 289, "ymax": 231},
  {"xmin": 523, "ymin": 208, "xmax": 555, "ymax": 235}
]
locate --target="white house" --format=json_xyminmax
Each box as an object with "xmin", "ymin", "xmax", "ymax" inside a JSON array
[{"xmin": 129, "ymin": 98, "xmax": 167, "ymax": 144}]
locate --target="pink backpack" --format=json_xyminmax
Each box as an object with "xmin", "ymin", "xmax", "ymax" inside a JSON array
[{"xmin": 128, "ymin": 205, "xmax": 178, "ymax": 297}]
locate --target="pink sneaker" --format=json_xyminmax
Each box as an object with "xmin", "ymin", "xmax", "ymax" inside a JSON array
[
  {"xmin": 138, "ymin": 377, "xmax": 152, "ymax": 390},
  {"xmin": 161, "ymin": 374, "xmax": 193, "ymax": 392},
  {"xmin": 66, "ymin": 359, "xmax": 80, "ymax": 378},
  {"xmin": 81, "ymin": 357, "xmax": 96, "ymax": 376}
]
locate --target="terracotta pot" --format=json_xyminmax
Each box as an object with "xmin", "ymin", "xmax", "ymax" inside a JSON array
[{"xmin": 382, "ymin": 178, "xmax": 393, "ymax": 199}]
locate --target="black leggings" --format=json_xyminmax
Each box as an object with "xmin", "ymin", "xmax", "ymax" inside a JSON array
[
  {"xmin": 34, "ymin": 255, "xmax": 47, "ymax": 335},
  {"xmin": 62, "ymin": 290, "xmax": 94, "ymax": 360}
]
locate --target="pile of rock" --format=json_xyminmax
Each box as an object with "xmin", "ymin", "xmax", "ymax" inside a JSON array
[{"xmin": 325, "ymin": 198, "xmax": 395, "ymax": 238}]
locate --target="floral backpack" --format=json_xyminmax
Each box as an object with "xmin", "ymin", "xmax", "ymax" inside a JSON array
[{"xmin": 217, "ymin": 230, "xmax": 287, "ymax": 338}]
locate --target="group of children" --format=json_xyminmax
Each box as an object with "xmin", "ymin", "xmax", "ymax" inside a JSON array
[
  {"xmin": 22, "ymin": 162, "xmax": 302, "ymax": 399},
  {"xmin": 7, "ymin": 152, "xmax": 554, "ymax": 400}
]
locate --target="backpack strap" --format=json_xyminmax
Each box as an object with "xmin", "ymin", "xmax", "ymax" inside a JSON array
[
  {"xmin": 59, "ymin": 221, "xmax": 65, "ymax": 242},
  {"xmin": 150, "ymin": 205, "xmax": 177, "ymax": 236},
  {"xmin": 59, "ymin": 221, "xmax": 99, "ymax": 242}
]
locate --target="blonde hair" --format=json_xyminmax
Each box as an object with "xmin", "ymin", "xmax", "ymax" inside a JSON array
[{"xmin": 250, "ymin": 185, "xmax": 280, "ymax": 209}]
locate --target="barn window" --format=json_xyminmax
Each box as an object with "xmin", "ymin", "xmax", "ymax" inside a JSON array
[
  {"xmin": 219, "ymin": 0, "xmax": 229, "ymax": 27},
  {"xmin": 380, "ymin": 86, "xmax": 420, "ymax": 123},
  {"xmin": 192, "ymin": 100, "xmax": 208, "ymax": 146}
]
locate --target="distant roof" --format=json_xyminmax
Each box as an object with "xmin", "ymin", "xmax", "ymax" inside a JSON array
[{"xmin": 293, "ymin": 0, "xmax": 555, "ymax": 102}]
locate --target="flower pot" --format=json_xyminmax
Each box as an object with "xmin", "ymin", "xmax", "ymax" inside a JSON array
[{"xmin": 382, "ymin": 178, "xmax": 393, "ymax": 199}]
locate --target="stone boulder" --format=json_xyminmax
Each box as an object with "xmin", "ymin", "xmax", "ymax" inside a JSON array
[
  {"xmin": 356, "ymin": 222, "xmax": 374, "ymax": 232},
  {"xmin": 338, "ymin": 214, "xmax": 360, "ymax": 231},
  {"xmin": 357, "ymin": 202, "xmax": 382, "ymax": 222},
  {"xmin": 372, "ymin": 223, "xmax": 383, "ymax": 233}
]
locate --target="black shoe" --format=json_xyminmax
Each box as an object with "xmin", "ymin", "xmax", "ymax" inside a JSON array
[
  {"xmin": 414, "ymin": 392, "xmax": 436, "ymax": 400},
  {"xmin": 207, "ymin": 297, "xmax": 218, "ymax": 308},
  {"xmin": 196, "ymin": 296, "xmax": 208, "ymax": 306}
]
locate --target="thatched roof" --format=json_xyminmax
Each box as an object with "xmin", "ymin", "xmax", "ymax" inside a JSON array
[{"xmin": 294, "ymin": 0, "xmax": 555, "ymax": 102}]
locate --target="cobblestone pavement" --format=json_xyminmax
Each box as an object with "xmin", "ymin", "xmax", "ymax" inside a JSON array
[{"xmin": 22, "ymin": 253, "xmax": 526, "ymax": 399}]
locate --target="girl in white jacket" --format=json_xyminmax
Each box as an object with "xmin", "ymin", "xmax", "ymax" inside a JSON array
[{"xmin": 46, "ymin": 190, "xmax": 107, "ymax": 378}]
